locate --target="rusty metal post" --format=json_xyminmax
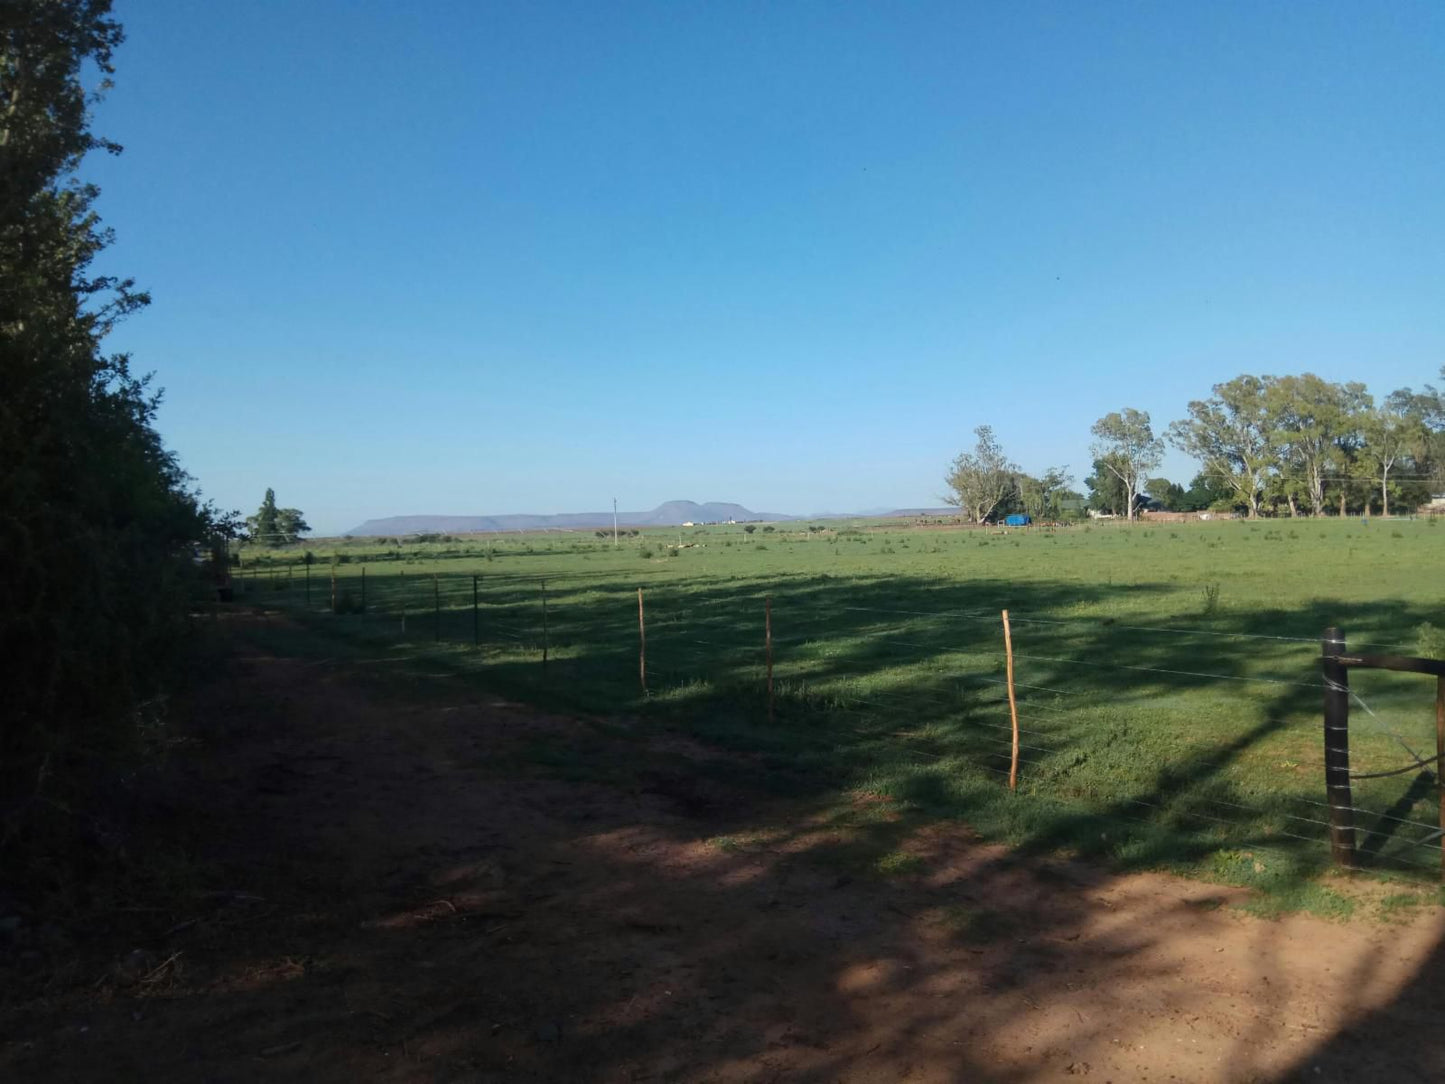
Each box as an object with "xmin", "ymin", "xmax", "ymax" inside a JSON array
[
  {"xmin": 1437, "ymin": 676, "xmax": 1444, "ymax": 880},
  {"xmin": 1322, "ymin": 628, "xmax": 1357, "ymax": 869}
]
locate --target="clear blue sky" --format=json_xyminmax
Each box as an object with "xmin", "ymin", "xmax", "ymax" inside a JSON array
[{"xmin": 90, "ymin": 1, "xmax": 1444, "ymax": 534}]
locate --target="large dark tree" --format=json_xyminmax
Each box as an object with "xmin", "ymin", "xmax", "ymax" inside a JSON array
[
  {"xmin": 1084, "ymin": 455, "xmax": 1130, "ymax": 515},
  {"xmin": 1, "ymin": 2, "xmax": 211, "ymax": 852}
]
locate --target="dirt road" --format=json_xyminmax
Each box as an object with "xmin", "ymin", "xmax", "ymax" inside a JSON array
[{"xmin": 3, "ymin": 632, "xmax": 1442, "ymax": 1082}]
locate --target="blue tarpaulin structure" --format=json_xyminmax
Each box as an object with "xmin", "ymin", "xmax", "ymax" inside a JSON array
[{"xmin": 1003, "ymin": 514, "xmax": 1031, "ymax": 527}]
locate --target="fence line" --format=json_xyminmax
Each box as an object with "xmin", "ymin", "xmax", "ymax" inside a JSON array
[{"xmin": 245, "ymin": 569, "xmax": 1444, "ymax": 881}]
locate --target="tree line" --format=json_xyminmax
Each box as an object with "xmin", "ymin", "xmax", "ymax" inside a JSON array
[
  {"xmin": 2, "ymin": 3, "xmax": 229, "ymax": 871},
  {"xmin": 946, "ymin": 371, "xmax": 1445, "ymax": 521}
]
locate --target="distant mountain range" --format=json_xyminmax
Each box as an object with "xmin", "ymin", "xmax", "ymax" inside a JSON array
[
  {"xmin": 346, "ymin": 501, "xmax": 790, "ymax": 537},
  {"xmin": 345, "ymin": 500, "xmax": 958, "ymax": 536}
]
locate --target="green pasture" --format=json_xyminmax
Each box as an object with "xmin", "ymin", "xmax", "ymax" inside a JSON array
[{"xmin": 232, "ymin": 516, "xmax": 1445, "ymax": 910}]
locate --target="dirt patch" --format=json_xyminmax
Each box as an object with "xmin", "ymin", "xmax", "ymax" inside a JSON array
[{"xmin": 2, "ymin": 628, "xmax": 1442, "ymax": 1082}]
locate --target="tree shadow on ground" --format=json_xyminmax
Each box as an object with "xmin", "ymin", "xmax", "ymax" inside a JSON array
[
  {"xmin": 256, "ymin": 567, "xmax": 1445, "ymax": 888},
  {"xmin": 5, "ymin": 630, "xmax": 1438, "ymax": 1083}
]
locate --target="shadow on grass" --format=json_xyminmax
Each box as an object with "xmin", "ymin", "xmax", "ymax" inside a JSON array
[
  {"xmin": 13, "ymin": 613, "xmax": 1440, "ymax": 1084},
  {"xmin": 237, "ymin": 566, "xmax": 1445, "ymax": 898}
]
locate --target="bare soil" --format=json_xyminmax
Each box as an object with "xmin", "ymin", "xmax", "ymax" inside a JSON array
[{"xmin": 3, "ymin": 627, "xmax": 1443, "ymax": 1082}]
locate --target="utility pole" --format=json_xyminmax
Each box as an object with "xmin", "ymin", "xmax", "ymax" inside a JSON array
[{"xmin": 613, "ymin": 497, "xmax": 619, "ymax": 548}]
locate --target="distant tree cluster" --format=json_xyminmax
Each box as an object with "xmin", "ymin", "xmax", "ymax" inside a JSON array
[
  {"xmin": 1166, "ymin": 372, "xmax": 1443, "ymax": 517},
  {"xmin": 944, "ymin": 427, "xmax": 1082, "ymax": 522},
  {"xmin": 946, "ymin": 370, "xmax": 1445, "ymax": 521},
  {"xmin": 245, "ymin": 488, "xmax": 310, "ymax": 546}
]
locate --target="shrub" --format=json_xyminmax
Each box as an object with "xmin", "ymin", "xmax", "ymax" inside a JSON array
[{"xmin": 1202, "ymin": 582, "xmax": 1221, "ymax": 615}]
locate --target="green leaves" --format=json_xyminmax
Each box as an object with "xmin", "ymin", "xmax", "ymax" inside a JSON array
[
  {"xmin": 944, "ymin": 425, "xmax": 1019, "ymax": 524},
  {"xmin": 1, "ymin": 2, "xmax": 213, "ymax": 847},
  {"xmin": 1089, "ymin": 409, "xmax": 1162, "ymax": 520}
]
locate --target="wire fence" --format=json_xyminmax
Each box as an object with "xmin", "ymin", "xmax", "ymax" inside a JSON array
[{"xmin": 229, "ymin": 560, "xmax": 1445, "ymax": 882}]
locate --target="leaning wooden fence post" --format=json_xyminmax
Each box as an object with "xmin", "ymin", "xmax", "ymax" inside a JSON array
[
  {"xmin": 765, "ymin": 595, "xmax": 774, "ymax": 724},
  {"xmin": 1002, "ymin": 609, "xmax": 1020, "ymax": 790},
  {"xmin": 1321, "ymin": 627, "xmax": 1357, "ymax": 870},
  {"xmin": 638, "ymin": 587, "xmax": 647, "ymax": 694},
  {"xmin": 541, "ymin": 580, "xmax": 549, "ymax": 673},
  {"xmin": 433, "ymin": 574, "xmax": 441, "ymax": 642},
  {"xmin": 472, "ymin": 575, "xmax": 480, "ymax": 647}
]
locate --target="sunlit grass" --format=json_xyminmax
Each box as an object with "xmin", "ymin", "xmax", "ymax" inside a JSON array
[{"xmin": 235, "ymin": 516, "xmax": 1445, "ymax": 903}]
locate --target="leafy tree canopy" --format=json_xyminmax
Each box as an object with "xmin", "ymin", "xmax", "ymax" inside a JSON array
[{"xmin": 1, "ymin": 0, "xmax": 222, "ymax": 847}]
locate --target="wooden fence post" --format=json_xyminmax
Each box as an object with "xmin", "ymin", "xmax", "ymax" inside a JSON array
[
  {"xmin": 330, "ymin": 564, "xmax": 337, "ymax": 614},
  {"xmin": 360, "ymin": 566, "xmax": 366, "ymax": 618},
  {"xmin": 1003, "ymin": 609, "xmax": 1020, "ymax": 790},
  {"xmin": 400, "ymin": 570, "xmax": 406, "ymax": 635},
  {"xmin": 765, "ymin": 595, "xmax": 774, "ymax": 723},
  {"xmin": 638, "ymin": 587, "xmax": 647, "ymax": 694},
  {"xmin": 473, "ymin": 575, "xmax": 480, "ymax": 647},
  {"xmin": 433, "ymin": 574, "xmax": 441, "ymax": 641},
  {"xmin": 1322, "ymin": 627, "xmax": 1357, "ymax": 869}
]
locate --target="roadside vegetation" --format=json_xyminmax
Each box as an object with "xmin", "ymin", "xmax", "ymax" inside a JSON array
[{"xmin": 1, "ymin": 3, "xmax": 228, "ymax": 908}]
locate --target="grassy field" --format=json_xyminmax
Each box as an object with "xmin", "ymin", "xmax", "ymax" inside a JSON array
[{"xmin": 232, "ymin": 516, "xmax": 1445, "ymax": 911}]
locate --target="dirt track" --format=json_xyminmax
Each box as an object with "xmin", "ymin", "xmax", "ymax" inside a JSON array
[{"xmin": 3, "ymin": 632, "xmax": 1443, "ymax": 1082}]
